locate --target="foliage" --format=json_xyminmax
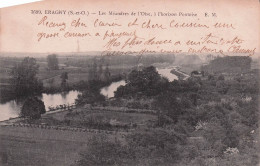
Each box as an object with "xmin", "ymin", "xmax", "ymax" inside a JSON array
[
  {"xmin": 202, "ymin": 56, "xmax": 252, "ymax": 73},
  {"xmin": 60, "ymin": 72, "xmax": 68, "ymax": 90},
  {"xmin": 77, "ymin": 135, "xmax": 125, "ymax": 166},
  {"xmin": 75, "ymin": 80, "xmax": 107, "ymax": 106},
  {"xmin": 104, "ymin": 64, "xmax": 111, "ymax": 81},
  {"xmin": 64, "ymin": 54, "xmax": 175, "ymax": 69},
  {"xmin": 115, "ymin": 66, "xmax": 169, "ymax": 97},
  {"xmin": 47, "ymin": 54, "xmax": 59, "ymax": 70},
  {"xmin": 11, "ymin": 57, "xmax": 43, "ymax": 97},
  {"xmin": 217, "ymin": 74, "xmax": 225, "ymax": 80},
  {"xmin": 216, "ymin": 80, "xmax": 229, "ymax": 94},
  {"xmin": 21, "ymin": 97, "xmax": 46, "ymax": 119},
  {"xmin": 76, "ymin": 89, "xmax": 105, "ymax": 106},
  {"xmin": 76, "ymin": 128, "xmax": 188, "ymax": 166},
  {"xmin": 112, "ymin": 66, "xmax": 258, "ymax": 165},
  {"xmin": 88, "ymin": 60, "xmax": 98, "ymax": 80},
  {"xmin": 191, "ymin": 70, "xmax": 199, "ymax": 75}
]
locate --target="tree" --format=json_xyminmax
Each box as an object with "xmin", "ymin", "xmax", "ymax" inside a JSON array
[
  {"xmin": 208, "ymin": 74, "xmax": 214, "ymax": 80},
  {"xmin": 60, "ymin": 72, "xmax": 68, "ymax": 90},
  {"xmin": 88, "ymin": 60, "xmax": 98, "ymax": 80},
  {"xmin": 75, "ymin": 88, "xmax": 105, "ymax": 106},
  {"xmin": 216, "ymin": 80, "xmax": 229, "ymax": 94},
  {"xmin": 104, "ymin": 64, "xmax": 111, "ymax": 81},
  {"xmin": 190, "ymin": 92, "xmax": 198, "ymax": 106},
  {"xmin": 77, "ymin": 135, "xmax": 124, "ymax": 166},
  {"xmin": 77, "ymin": 129, "xmax": 187, "ymax": 166},
  {"xmin": 115, "ymin": 66, "xmax": 168, "ymax": 97},
  {"xmin": 21, "ymin": 97, "xmax": 46, "ymax": 119},
  {"xmin": 47, "ymin": 54, "xmax": 59, "ymax": 70},
  {"xmin": 191, "ymin": 70, "xmax": 199, "ymax": 76},
  {"xmin": 46, "ymin": 78, "xmax": 54, "ymax": 87},
  {"xmin": 218, "ymin": 74, "xmax": 225, "ymax": 81},
  {"xmin": 98, "ymin": 64, "xmax": 103, "ymax": 80},
  {"xmin": 154, "ymin": 91, "xmax": 184, "ymax": 125},
  {"xmin": 11, "ymin": 57, "xmax": 43, "ymax": 97}
]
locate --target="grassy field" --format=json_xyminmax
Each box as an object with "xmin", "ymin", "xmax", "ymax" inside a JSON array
[
  {"xmin": 0, "ymin": 126, "xmax": 86, "ymax": 166},
  {"xmin": 0, "ymin": 124, "xmax": 125, "ymax": 166},
  {"xmin": 0, "ymin": 107, "xmax": 151, "ymax": 166}
]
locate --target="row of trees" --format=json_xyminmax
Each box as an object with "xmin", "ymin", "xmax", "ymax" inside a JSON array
[
  {"xmin": 201, "ymin": 56, "xmax": 252, "ymax": 74},
  {"xmin": 88, "ymin": 61, "xmax": 111, "ymax": 81},
  {"xmin": 47, "ymin": 54, "xmax": 59, "ymax": 70},
  {"xmin": 63, "ymin": 54, "xmax": 175, "ymax": 69}
]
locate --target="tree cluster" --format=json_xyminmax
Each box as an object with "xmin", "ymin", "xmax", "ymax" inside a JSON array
[
  {"xmin": 115, "ymin": 66, "xmax": 168, "ymax": 97},
  {"xmin": 71, "ymin": 62, "xmax": 259, "ymax": 166},
  {"xmin": 11, "ymin": 57, "xmax": 43, "ymax": 97},
  {"xmin": 88, "ymin": 60, "xmax": 110, "ymax": 81},
  {"xmin": 47, "ymin": 54, "xmax": 59, "ymax": 70}
]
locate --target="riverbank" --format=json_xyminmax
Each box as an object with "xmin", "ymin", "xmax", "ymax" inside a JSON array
[
  {"xmin": 170, "ymin": 68, "xmax": 190, "ymax": 80},
  {"xmin": 0, "ymin": 75, "xmax": 125, "ymax": 122}
]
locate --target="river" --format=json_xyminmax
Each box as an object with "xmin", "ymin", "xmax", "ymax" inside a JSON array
[
  {"xmin": 100, "ymin": 80, "xmax": 126, "ymax": 98},
  {"xmin": 100, "ymin": 67, "xmax": 179, "ymax": 98},
  {"xmin": 0, "ymin": 67, "xmax": 178, "ymax": 121},
  {"xmin": 156, "ymin": 67, "xmax": 178, "ymax": 82},
  {"xmin": 0, "ymin": 90, "xmax": 80, "ymax": 121}
]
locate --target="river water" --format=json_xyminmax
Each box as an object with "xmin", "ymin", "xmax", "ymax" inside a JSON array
[
  {"xmin": 100, "ymin": 80, "xmax": 126, "ymax": 98},
  {"xmin": 0, "ymin": 67, "xmax": 178, "ymax": 121},
  {"xmin": 157, "ymin": 68, "xmax": 178, "ymax": 82},
  {"xmin": 0, "ymin": 90, "xmax": 80, "ymax": 121}
]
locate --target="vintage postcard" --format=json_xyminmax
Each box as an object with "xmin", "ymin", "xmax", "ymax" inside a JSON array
[{"xmin": 0, "ymin": 0, "xmax": 259, "ymax": 165}]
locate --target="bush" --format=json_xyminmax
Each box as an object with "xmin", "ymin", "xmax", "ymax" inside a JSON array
[
  {"xmin": 76, "ymin": 89, "xmax": 105, "ymax": 105},
  {"xmin": 76, "ymin": 128, "xmax": 188, "ymax": 166},
  {"xmin": 218, "ymin": 74, "xmax": 225, "ymax": 80},
  {"xmin": 76, "ymin": 135, "xmax": 127, "ymax": 166},
  {"xmin": 21, "ymin": 97, "xmax": 46, "ymax": 119}
]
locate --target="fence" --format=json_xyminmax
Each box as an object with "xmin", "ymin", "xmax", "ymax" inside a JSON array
[
  {"xmin": 1, "ymin": 123, "xmax": 128, "ymax": 137},
  {"xmin": 48, "ymin": 103, "xmax": 76, "ymax": 112}
]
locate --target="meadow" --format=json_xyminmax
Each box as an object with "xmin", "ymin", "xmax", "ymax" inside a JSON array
[{"xmin": 0, "ymin": 125, "xmax": 92, "ymax": 166}]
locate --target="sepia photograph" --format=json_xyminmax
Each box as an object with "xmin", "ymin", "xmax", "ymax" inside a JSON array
[{"xmin": 0, "ymin": 0, "xmax": 259, "ymax": 165}]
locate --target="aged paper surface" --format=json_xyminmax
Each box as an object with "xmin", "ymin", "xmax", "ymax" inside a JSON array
[
  {"xmin": 0, "ymin": 0, "xmax": 259, "ymax": 165},
  {"xmin": 0, "ymin": 0, "xmax": 259, "ymax": 55}
]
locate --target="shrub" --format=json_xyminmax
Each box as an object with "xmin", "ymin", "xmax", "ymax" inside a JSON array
[
  {"xmin": 76, "ymin": 135, "xmax": 128, "ymax": 166},
  {"xmin": 21, "ymin": 97, "xmax": 46, "ymax": 119}
]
